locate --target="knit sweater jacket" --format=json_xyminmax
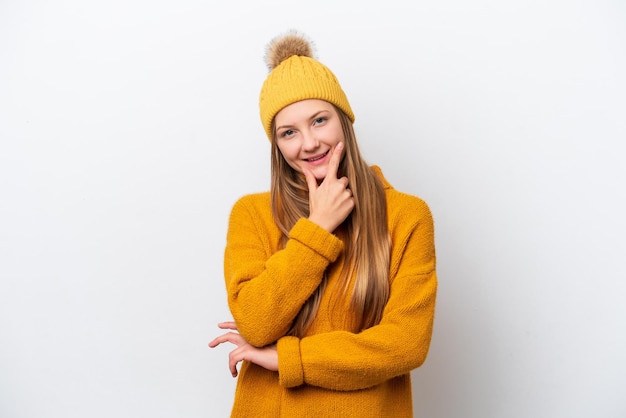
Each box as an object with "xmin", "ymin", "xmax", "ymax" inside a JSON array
[{"xmin": 223, "ymin": 167, "xmax": 437, "ymax": 418}]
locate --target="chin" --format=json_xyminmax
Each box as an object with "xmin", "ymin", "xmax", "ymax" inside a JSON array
[{"xmin": 312, "ymin": 169, "xmax": 328, "ymax": 181}]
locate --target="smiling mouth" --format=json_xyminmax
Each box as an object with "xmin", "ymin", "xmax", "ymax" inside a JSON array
[{"xmin": 304, "ymin": 150, "xmax": 329, "ymax": 162}]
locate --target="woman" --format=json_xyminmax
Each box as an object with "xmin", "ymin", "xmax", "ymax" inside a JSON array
[{"xmin": 210, "ymin": 30, "xmax": 437, "ymax": 417}]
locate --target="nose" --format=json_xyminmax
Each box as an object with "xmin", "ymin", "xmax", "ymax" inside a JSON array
[{"xmin": 301, "ymin": 130, "xmax": 319, "ymax": 152}]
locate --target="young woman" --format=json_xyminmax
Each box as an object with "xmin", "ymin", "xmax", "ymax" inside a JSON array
[{"xmin": 209, "ymin": 30, "xmax": 437, "ymax": 417}]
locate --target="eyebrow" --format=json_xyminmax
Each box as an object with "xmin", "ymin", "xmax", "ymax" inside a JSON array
[{"xmin": 275, "ymin": 110, "xmax": 330, "ymax": 132}]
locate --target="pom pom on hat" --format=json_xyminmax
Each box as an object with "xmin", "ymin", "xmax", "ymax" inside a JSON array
[
  {"xmin": 259, "ymin": 30, "xmax": 355, "ymax": 140},
  {"xmin": 264, "ymin": 30, "xmax": 316, "ymax": 70}
]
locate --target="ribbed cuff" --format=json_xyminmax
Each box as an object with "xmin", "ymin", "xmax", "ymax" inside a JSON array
[
  {"xmin": 289, "ymin": 218, "xmax": 343, "ymax": 262},
  {"xmin": 277, "ymin": 336, "xmax": 304, "ymax": 388}
]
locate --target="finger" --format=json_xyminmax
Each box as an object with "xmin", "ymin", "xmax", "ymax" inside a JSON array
[
  {"xmin": 302, "ymin": 166, "xmax": 318, "ymax": 193},
  {"xmin": 229, "ymin": 351, "xmax": 239, "ymax": 377},
  {"xmin": 208, "ymin": 336, "xmax": 224, "ymax": 348},
  {"xmin": 218, "ymin": 321, "xmax": 237, "ymax": 330},
  {"xmin": 208, "ymin": 335, "xmax": 233, "ymax": 348},
  {"xmin": 208, "ymin": 339, "xmax": 224, "ymax": 348},
  {"xmin": 229, "ymin": 346, "xmax": 247, "ymax": 377},
  {"xmin": 208, "ymin": 332, "xmax": 245, "ymax": 348},
  {"xmin": 325, "ymin": 142, "xmax": 344, "ymax": 181},
  {"xmin": 227, "ymin": 344, "xmax": 253, "ymax": 377}
]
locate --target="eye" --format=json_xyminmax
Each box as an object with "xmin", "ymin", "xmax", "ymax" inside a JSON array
[
  {"xmin": 313, "ymin": 117, "xmax": 327, "ymax": 125},
  {"xmin": 280, "ymin": 129, "xmax": 295, "ymax": 138}
]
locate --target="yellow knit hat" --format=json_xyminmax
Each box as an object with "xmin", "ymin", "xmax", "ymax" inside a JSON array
[{"xmin": 259, "ymin": 31, "xmax": 355, "ymax": 140}]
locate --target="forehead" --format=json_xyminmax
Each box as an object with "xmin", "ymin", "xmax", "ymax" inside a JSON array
[{"xmin": 275, "ymin": 99, "xmax": 335, "ymax": 124}]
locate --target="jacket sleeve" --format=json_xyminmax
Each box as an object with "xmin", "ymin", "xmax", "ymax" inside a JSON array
[
  {"xmin": 224, "ymin": 196, "xmax": 344, "ymax": 347},
  {"xmin": 276, "ymin": 199, "xmax": 437, "ymax": 391}
]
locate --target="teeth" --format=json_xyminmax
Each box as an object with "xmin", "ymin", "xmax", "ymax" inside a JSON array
[{"xmin": 307, "ymin": 151, "xmax": 327, "ymax": 162}]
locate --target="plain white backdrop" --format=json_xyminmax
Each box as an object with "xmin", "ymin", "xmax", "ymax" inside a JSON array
[{"xmin": 1, "ymin": 0, "xmax": 625, "ymax": 417}]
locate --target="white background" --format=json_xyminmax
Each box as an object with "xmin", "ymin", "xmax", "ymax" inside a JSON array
[{"xmin": 1, "ymin": 1, "xmax": 625, "ymax": 417}]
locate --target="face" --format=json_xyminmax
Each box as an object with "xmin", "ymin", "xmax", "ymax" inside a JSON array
[{"xmin": 274, "ymin": 99, "xmax": 345, "ymax": 181}]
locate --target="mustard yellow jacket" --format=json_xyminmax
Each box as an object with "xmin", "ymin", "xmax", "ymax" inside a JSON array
[{"xmin": 223, "ymin": 167, "xmax": 437, "ymax": 417}]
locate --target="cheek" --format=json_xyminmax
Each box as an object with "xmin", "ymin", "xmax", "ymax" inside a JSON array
[
  {"xmin": 280, "ymin": 152, "xmax": 303, "ymax": 172},
  {"xmin": 277, "ymin": 146, "xmax": 302, "ymax": 172},
  {"xmin": 277, "ymin": 142, "xmax": 298, "ymax": 161},
  {"xmin": 330, "ymin": 125, "xmax": 345, "ymax": 143}
]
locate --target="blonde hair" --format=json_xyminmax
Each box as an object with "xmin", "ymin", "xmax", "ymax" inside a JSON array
[{"xmin": 270, "ymin": 106, "xmax": 390, "ymax": 337}]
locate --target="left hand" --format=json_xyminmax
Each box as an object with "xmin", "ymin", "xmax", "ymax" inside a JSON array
[
  {"xmin": 209, "ymin": 321, "xmax": 278, "ymax": 377},
  {"xmin": 304, "ymin": 142, "xmax": 354, "ymax": 233}
]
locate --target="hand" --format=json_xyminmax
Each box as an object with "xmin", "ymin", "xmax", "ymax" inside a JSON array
[
  {"xmin": 208, "ymin": 321, "xmax": 278, "ymax": 377},
  {"xmin": 304, "ymin": 142, "xmax": 355, "ymax": 232}
]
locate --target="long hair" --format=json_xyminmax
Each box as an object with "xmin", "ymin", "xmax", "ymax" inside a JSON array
[{"xmin": 270, "ymin": 105, "xmax": 390, "ymax": 337}]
